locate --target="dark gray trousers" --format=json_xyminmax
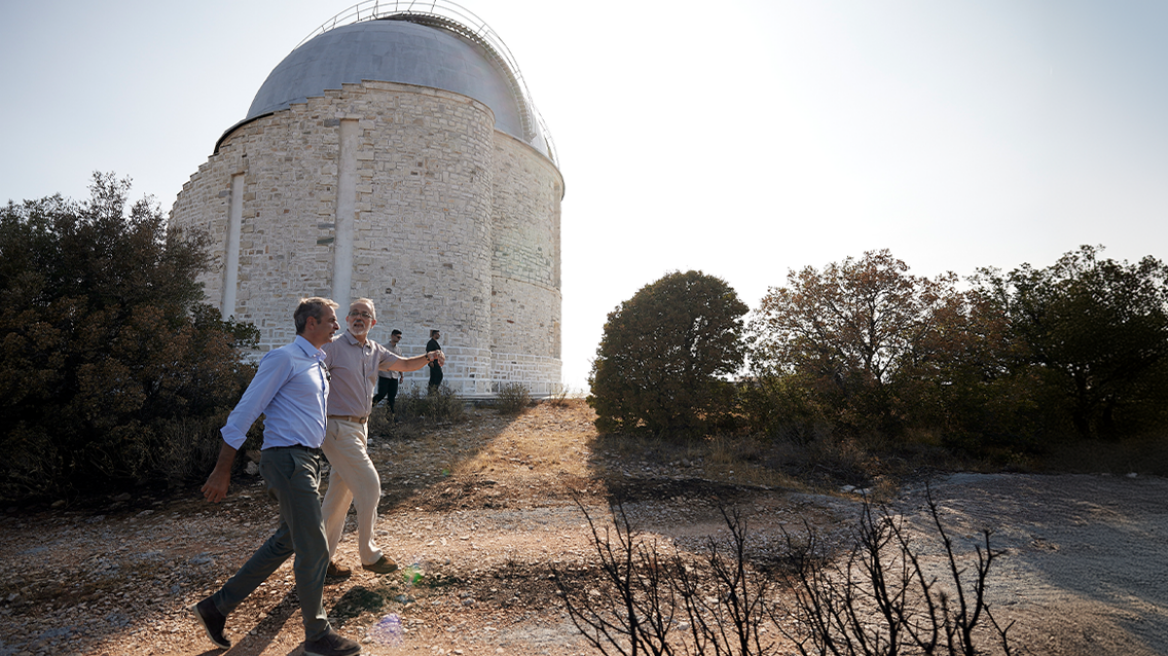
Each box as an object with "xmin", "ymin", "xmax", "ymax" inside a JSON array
[{"xmin": 210, "ymin": 446, "xmax": 331, "ymax": 641}]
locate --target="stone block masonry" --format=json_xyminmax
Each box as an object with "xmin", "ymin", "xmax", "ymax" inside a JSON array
[{"xmin": 170, "ymin": 80, "xmax": 564, "ymax": 396}]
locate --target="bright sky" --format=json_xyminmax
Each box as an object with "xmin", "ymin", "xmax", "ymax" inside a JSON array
[{"xmin": 2, "ymin": 0, "xmax": 1165, "ymax": 392}]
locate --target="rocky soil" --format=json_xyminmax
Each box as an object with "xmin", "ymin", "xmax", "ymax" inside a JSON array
[{"xmin": 1, "ymin": 400, "xmax": 1165, "ymax": 656}]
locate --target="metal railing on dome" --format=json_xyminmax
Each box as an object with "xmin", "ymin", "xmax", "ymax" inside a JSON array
[{"xmin": 295, "ymin": 0, "xmax": 558, "ymax": 165}]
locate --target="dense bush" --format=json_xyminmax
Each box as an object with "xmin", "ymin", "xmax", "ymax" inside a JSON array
[
  {"xmin": 0, "ymin": 174, "xmax": 258, "ymax": 502},
  {"xmin": 588, "ymin": 270, "xmax": 748, "ymax": 436},
  {"xmin": 747, "ymin": 247, "xmax": 1168, "ymax": 454}
]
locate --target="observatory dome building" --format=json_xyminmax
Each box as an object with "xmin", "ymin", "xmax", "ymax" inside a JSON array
[{"xmin": 169, "ymin": 3, "xmax": 564, "ymax": 396}]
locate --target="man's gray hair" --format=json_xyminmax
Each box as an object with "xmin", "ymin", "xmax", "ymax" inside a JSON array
[{"xmin": 351, "ymin": 297, "xmax": 377, "ymax": 319}]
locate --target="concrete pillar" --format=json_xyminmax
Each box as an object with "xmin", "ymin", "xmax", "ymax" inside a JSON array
[
  {"xmin": 221, "ymin": 173, "xmax": 244, "ymax": 319},
  {"xmin": 333, "ymin": 119, "xmax": 359, "ymax": 306}
]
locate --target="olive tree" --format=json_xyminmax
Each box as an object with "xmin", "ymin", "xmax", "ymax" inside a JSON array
[{"xmin": 588, "ymin": 270, "xmax": 748, "ymax": 435}]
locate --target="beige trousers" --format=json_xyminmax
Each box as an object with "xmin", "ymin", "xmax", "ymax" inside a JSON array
[{"xmin": 320, "ymin": 418, "xmax": 384, "ymax": 566}]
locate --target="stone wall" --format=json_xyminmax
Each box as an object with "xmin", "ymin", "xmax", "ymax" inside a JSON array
[
  {"xmin": 170, "ymin": 79, "xmax": 563, "ymax": 397},
  {"xmin": 489, "ymin": 132, "xmax": 563, "ymax": 391}
]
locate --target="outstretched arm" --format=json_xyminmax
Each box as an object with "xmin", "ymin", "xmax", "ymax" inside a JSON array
[{"xmin": 381, "ymin": 350, "xmax": 445, "ymax": 373}]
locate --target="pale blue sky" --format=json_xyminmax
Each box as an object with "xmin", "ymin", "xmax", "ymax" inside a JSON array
[{"xmin": 2, "ymin": 0, "xmax": 1165, "ymax": 391}]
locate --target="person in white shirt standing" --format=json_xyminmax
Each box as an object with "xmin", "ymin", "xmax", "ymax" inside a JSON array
[{"xmin": 320, "ymin": 299, "xmax": 443, "ymax": 577}]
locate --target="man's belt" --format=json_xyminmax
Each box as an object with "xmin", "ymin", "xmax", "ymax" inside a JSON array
[
  {"xmin": 328, "ymin": 414, "xmax": 368, "ymax": 424},
  {"xmin": 287, "ymin": 444, "xmax": 322, "ymax": 456}
]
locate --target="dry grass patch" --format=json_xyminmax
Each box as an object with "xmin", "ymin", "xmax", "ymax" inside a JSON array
[
  {"xmin": 590, "ymin": 430, "xmax": 807, "ymax": 492},
  {"xmin": 453, "ymin": 399, "xmax": 597, "ymax": 480}
]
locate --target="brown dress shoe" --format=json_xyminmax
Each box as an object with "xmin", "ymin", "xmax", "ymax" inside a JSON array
[
  {"xmin": 361, "ymin": 555, "xmax": 399, "ymax": 574},
  {"xmin": 326, "ymin": 560, "xmax": 352, "ymax": 579}
]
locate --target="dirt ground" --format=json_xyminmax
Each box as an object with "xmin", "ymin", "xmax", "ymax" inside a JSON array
[
  {"xmin": 891, "ymin": 472, "xmax": 1168, "ymax": 656},
  {"xmin": 1, "ymin": 401, "xmax": 1166, "ymax": 656}
]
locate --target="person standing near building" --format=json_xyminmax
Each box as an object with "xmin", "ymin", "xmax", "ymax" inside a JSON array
[
  {"xmin": 321, "ymin": 300, "xmax": 443, "ymax": 577},
  {"xmin": 193, "ymin": 297, "xmax": 361, "ymax": 656},
  {"xmin": 371, "ymin": 329, "xmax": 403, "ymax": 415},
  {"xmin": 426, "ymin": 329, "xmax": 443, "ymax": 391}
]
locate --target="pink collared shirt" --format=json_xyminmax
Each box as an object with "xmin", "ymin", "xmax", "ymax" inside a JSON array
[{"xmin": 321, "ymin": 331, "xmax": 401, "ymax": 417}]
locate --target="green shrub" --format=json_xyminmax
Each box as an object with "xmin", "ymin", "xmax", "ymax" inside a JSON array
[
  {"xmin": 0, "ymin": 174, "xmax": 258, "ymax": 502},
  {"xmin": 395, "ymin": 385, "xmax": 467, "ymax": 424},
  {"xmin": 495, "ymin": 382, "xmax": 531, "ymax": 415},
  {"xmin": 588, "ymin": 270, "xmax": 748, "ymax": 436},
  {"xmin": 740, "ymin": 375, "xmax": 829, "ymax": 445}
]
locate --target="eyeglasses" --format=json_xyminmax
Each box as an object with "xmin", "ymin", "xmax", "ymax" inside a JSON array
[{"xmin": 349, "ymin": 310, "xmax": 373, "ymax": 319}]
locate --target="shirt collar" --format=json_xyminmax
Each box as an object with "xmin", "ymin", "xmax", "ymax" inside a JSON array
[
  {"xmin": 339, "ymin": 330, "xmax": 372, "ymax": 351},
  {"xmin": 293, "ymin": 335, "xmax": 327, "ymax": 361}
]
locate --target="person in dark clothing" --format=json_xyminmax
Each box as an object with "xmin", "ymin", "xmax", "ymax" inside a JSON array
[
  {"xmin": 372, "ymin": 329, "xmax": 403, "ymax": 413},
  {"xmin": 426, "ymin": 329, "xmax": 443, "ymax": 392}
]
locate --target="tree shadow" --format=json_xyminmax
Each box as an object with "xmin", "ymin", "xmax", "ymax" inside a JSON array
[{"xmin": 900, "ymin": 473, "xmax": 1168, "ymax": 655}]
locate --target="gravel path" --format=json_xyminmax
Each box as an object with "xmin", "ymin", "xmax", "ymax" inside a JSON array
[{"xmin": 894, "ymin": 472, "xmax": 1168, "ymax": 656}]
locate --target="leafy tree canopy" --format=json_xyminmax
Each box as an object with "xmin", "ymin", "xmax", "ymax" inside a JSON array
[
  {"xmin": 749, "ymin": 249, "xmax": 969, "ymax": 390},
  {"xmin": 0, "ymin": 173, "xmax": 258, "ymax": 501},
  {"xmin": 588, "ymin": 270, "xmax": 748, "ymax": 435},
  {"xmin": 973, "ymin": 245, "xmax": 1168, "ymax": 439},
  {"xmin": 747, "ymin": 246, "xmax": 1168, "ymax": 446},
  {"xmin": 747, "ymin": 249, "xmax": 1030, "ymax": 439}
]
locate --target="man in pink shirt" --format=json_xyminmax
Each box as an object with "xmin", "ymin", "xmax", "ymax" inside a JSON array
[{"xmin": 320, "ymin": 298, "xmax": 444, "ymax": 576}]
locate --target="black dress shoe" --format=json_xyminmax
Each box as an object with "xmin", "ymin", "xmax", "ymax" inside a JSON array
[
  {"xmin": 304, "ymin": 629, "xmax": 361, "ymax": 656},
  {"xmin": 193, "ymin": 597, "xmax": 230, "ymax": 649}
]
